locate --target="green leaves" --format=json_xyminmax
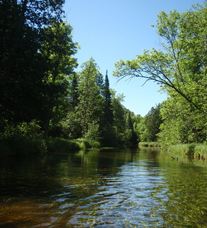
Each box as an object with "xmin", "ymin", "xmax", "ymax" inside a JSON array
[{"xmin": 114, "ymin": 3, "xmax": 207, "ymax": 145}]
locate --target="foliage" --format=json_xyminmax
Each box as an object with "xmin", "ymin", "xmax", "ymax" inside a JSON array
[
  {"xmin": 75, "ymin": 138, "xmax": 100, "ymax": 150},
  {"xmin": 101, "ymin": 71, "xmax": 115, "ymax": 145},
  {"xmin": 139, "ymin": 142, "xmax": 160, "ymax": 148},
  {"xmin": 114, "ymin": 4, "xmax": 207, "ymax": 146},
  {"xmin": 0, "ymin": 121, "xmax": 47, "ymax": 155},
  {"xmin": 46, "ymin": 137, "xmax": 80, "ymax": 153},
  {"xmin": 76, "ymin": 59, "xmax": 103, "ymax": 137},
  {"xmin": 0, "ymin": 1, "xmax": 141, "ymax": 154},
  {"xmin": 0, "ymin": 0, "xmax": 77, "ymax": 135},
  {"xmin": 40, "ymin": 21, "xmax": 77, "ymax": 133},
  {"xmin": 84, "ymin": 121, "xmax": 100, "ymax": 141},
  {"xmin": 144, "ymin": 104, "xmax": 162, "ymax": 142},
  {"xmin": 135, "ymin": 104, "xmax": 162, "ymax": 143}
]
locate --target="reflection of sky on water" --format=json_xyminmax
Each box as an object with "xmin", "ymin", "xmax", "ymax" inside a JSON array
[
  {"xmin": 1, "ymin": 149, "xmax": 207, "ymax": 227},
  {"xmin": 69, "ymin": 160, "xmax": 167, "ymax": 226}
]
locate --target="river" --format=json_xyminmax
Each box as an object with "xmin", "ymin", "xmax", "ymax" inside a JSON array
[{"xmin": 1, "ymin": 148, "xmax": 207, "ymax": 227}]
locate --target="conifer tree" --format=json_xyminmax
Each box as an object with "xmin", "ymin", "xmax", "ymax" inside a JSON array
[
  {"xmin": 103, "ymin": 71, "xmax": 113, "ymax": 125},
  {"xmin": 101, "ymin": 71, "xmax": 115, "ymax": 145}
]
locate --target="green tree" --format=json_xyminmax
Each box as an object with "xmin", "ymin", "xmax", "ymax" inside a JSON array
[
  {"xmin": 40, "ymin": 21, "xmax": 77, "ymax": 135},
  {"xmin": 0, "ymin": 0, "xmax": 46, "ymax": 124},
  {"xmin": 76, "ymin": 59, "xmax": 103, "ymax": 139},
  {"xmin": 0, "ymin": 0, "xmax": 77, "ymax": 137},
  {"xmin": 101, "ymin": 71, "xmax": 114, "ymax": 145},
  {"xmin": 125, "ymin": 112, "xmax": 138, "ymax": 147},
  {"xmin": 114, "ymin": 4, "xmax": 207, "ymax": 145},
  {"xmin": 69, "ymin": 74, "xmax": 79, "ymax": 109},
  {"xmin": 103, "ymin": 71, "xmax": 113, "ymax": 125},
  {"xmin": 111, "ymin": 93, "xmax": 127, "ymax": 144},
  {"xmin": 144, "ymin": 104, "xmax": 162, "ymax": 142},
  {"xmin": 114, "ymin": 5, "xmax": 207, "ymax": 112}
]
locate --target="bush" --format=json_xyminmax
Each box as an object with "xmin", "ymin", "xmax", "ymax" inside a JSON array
[
  {"xmin": 0, "ymin": 121, "xmax": 47, "ymax": 156},
  {"xmin": 75, "ymin": 138, "xmax": 100, "ymax": 150}
]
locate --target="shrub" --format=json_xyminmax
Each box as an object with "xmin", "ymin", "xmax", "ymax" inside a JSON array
[
  {"xmin": 75, "ymin": 138, "xmax": 100, "ymax": 150},
  {"xmin": 0, "ymin": 121, "xmax": 47, "ymax": 156}
]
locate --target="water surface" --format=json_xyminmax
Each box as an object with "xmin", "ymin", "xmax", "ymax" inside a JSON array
[{"xmin": 1, "ymin": 149, "xmax": 207, "ymax": 227}]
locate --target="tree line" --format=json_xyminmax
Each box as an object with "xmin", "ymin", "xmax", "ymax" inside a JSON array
[{"xmin": 0, "ymin": 0, "xmax": 138, "ymax": 150}]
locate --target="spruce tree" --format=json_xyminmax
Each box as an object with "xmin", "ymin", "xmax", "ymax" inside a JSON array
[
  {"xmin": 103, "ymin": 71, "xmax": 113, "ymax": 125},
  {"xmin": 101, "ymin": 71, "xmax": 114, "ymax": 145}
]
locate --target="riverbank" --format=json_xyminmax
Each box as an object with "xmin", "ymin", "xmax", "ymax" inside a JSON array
[
  {"xmin": 138, "ymin": 142, "xmax": 160, "ymax": 149},
  {"xmin": 0, "ymin": 136, "xmax": 100, "ymax": 156},
  {"xmin": 164, "ymin": 144, "xmax": 207, "ymax": 162}
]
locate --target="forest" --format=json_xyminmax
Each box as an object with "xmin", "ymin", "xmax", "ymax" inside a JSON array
[
  {"xmin": 0, "ymin": 1, "xmax": 206, "ymax": 156},
  {"xmin": 0, "ymin": 0, "xmax": 138, "ymax": 155}
]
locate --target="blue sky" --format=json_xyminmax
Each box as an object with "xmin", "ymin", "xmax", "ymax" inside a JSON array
[{"xmin": 64, "ymin": 0, "xmax": 204, "ymax": 116}]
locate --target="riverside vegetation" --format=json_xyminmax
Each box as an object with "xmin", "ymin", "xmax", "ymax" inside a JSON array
[
  {"xmin": 0, "ymin": 0, "xmax": 138, "ymax": 155},
  {"xmin": 0, "ymin": 1, "xmax": 207, "ymax": 162},
  {"xmin": 114, "ymin": 3, "xmax": 207, "ymax": 162}
]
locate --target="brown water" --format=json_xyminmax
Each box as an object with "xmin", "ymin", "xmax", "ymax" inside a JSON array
[{"xmin": 1, "ymin": 149, "xmax": 207, "ymax": 227}]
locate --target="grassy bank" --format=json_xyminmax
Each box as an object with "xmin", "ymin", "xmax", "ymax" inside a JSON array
[
  {"xmin": 0, "ymin": 136, "xmax": 100, "ymax": 157},
  {"xmin": 165, "ymin": 144, "xmax": 207, "ymax": 161},
  {"xmin": 139, "ymin": 142, "xmax": 160, "ymax": 149}
]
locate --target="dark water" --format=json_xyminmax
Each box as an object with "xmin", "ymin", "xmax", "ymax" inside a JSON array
[{"xmin": 1, "ymin": 149, "xmax": 207, "ymax": 227}]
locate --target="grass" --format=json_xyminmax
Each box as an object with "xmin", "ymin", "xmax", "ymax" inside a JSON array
[
  {"xmin": 139, "ymin": 142, "xmax": 160, "ymax": 148},
  {"xmin": 194, "ymin": 144, "xmax": 207, "ymax": 161},
  {"xmin": 165, "ymin": 143, "xmax": 207, "ymax": 161}
]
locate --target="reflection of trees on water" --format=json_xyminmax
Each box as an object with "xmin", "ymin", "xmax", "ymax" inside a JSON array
[
  {"xmin": 159, "ymin": 162, "xmax": 207, "ymax": 226},
  {"xmin": 0, "ymin": 149, "xmax": 140, "ymax": 200},
  {"xmin": 2, "ymin": 149, "xmax": 207, "ymax": 227}
]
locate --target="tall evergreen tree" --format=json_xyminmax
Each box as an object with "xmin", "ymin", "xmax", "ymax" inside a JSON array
[
  {"xmin": 103, "ymin": 71, "xmax": 113, "ymax": 125},
  {"xmin": 100, "ymin": 71, "xmax": 114, "ymax": 145}
]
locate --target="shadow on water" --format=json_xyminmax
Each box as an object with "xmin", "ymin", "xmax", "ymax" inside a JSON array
[{"xmin": 1, "ymin": 148, "xmax": 207, "ymax": 226}]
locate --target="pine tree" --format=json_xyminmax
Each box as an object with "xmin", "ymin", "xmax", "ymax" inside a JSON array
[
  {"xmin": 101, "ymin": 71, "xmax": 114, "ymax": 145},
  {"xmin": 103, "ymin": 71, "xmax": 113, "ymax": 125}
]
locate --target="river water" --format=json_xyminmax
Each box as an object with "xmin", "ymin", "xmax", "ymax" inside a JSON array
[{"xmin": 1, "ymin": 149, "xmax": 207, "ymax": 227}]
